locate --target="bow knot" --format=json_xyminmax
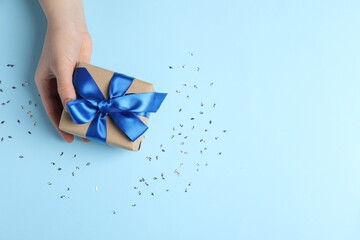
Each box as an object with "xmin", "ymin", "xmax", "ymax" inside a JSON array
[
  {"xmin": 67, "ymin": 67, "xmax": 167, "ymax": 143},
  {"xmin": 98, "ymin": 99, "xmax": 111, "ymax": 115}
]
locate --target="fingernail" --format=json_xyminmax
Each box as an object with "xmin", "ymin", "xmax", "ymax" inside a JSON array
[{"xmin": 63, "ymin": 98, "xmax": 73, "ymax": 112}]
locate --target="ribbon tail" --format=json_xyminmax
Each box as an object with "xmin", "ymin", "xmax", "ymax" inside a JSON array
[
  {"xmin": 85, "ymin": 113, "xmax": 107, "ymax": 143},
  {"xmin": 109, "ymin": 112, "xmax": 148, "ymax": 142}
]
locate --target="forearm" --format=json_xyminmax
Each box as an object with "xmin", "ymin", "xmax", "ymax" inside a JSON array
[{"xmin": 38, "ymin": 0, "xmax": 88, "ymax": 32}]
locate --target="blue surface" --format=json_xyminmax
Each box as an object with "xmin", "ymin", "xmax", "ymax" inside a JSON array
[{"xmin": 1, "ymin": 0, "xmax": 360, "ymax": 239}]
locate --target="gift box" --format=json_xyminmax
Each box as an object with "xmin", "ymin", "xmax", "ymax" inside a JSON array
[{"xmin": 59, "ymin": 62, "xmax": 167, "ymax": 151}]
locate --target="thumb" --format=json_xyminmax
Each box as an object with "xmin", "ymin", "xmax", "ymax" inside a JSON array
[{"xmin": 54, "ymin": 64, "xmax": 77, "ymax": 112}]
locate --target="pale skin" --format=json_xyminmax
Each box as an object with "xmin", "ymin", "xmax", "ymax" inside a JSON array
[{"xmin": 35, "ymin": 0, "xmax": 92, "ymax": 142}]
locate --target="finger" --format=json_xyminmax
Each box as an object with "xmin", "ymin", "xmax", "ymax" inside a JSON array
[
  {"xmin": 36, "ymin": 77, "xmax": 75, "ymax": 143},
  {"xmin": 81, "ymin": 137, "xmax": 90, "ymax": 143},
  {"xmin": 41, "ymin": 90, "xmax": 74, "ymax": 143},
  {"xmin": 54, "ymin": 64, "xmax": 77, "ymax": 111}
]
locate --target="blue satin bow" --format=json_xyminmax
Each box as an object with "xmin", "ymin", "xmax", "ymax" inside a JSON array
[{"xmin": 66, "ymin": 67, "xmax": 167, "ymax": 143}]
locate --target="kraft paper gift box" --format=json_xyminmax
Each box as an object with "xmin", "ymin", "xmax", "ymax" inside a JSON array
[{"xmin": 59, "ymin": 62, "xmax": 166, "ymax": 151}]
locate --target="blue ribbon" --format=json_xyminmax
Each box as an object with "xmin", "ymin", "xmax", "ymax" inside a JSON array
[{"xmin": 66, "ymin": 67, "xmax": 167, "ymax": 143}]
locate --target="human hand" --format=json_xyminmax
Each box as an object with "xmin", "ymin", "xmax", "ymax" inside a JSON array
[{"xmin": 35, "ymin": 0, "xmax": 92, "ymax": 142}]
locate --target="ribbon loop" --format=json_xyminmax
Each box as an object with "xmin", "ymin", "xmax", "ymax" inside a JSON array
[{"xmin": 67, "ymin": 67, "xmax": 167, "ymax": 143}]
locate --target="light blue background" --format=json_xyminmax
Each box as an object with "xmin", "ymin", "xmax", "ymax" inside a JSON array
[{"xmin": 1, "ymin": 0, "xmax": 360, "ymax": 239}]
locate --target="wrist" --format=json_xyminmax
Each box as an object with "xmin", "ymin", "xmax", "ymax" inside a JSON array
[{"xmin": 39, "ymin": 0, "xmax": 88, "ymax": 33}]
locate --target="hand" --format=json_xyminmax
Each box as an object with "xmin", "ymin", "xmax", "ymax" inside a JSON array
[{"xmin": 35, "ymin": 0, "xmax": 92, "ymax": 142}]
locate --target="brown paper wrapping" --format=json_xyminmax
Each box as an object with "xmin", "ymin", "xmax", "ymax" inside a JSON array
[{"xmin": 59, "ymin": 62, "xmax": 155, "ymax": 151}]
